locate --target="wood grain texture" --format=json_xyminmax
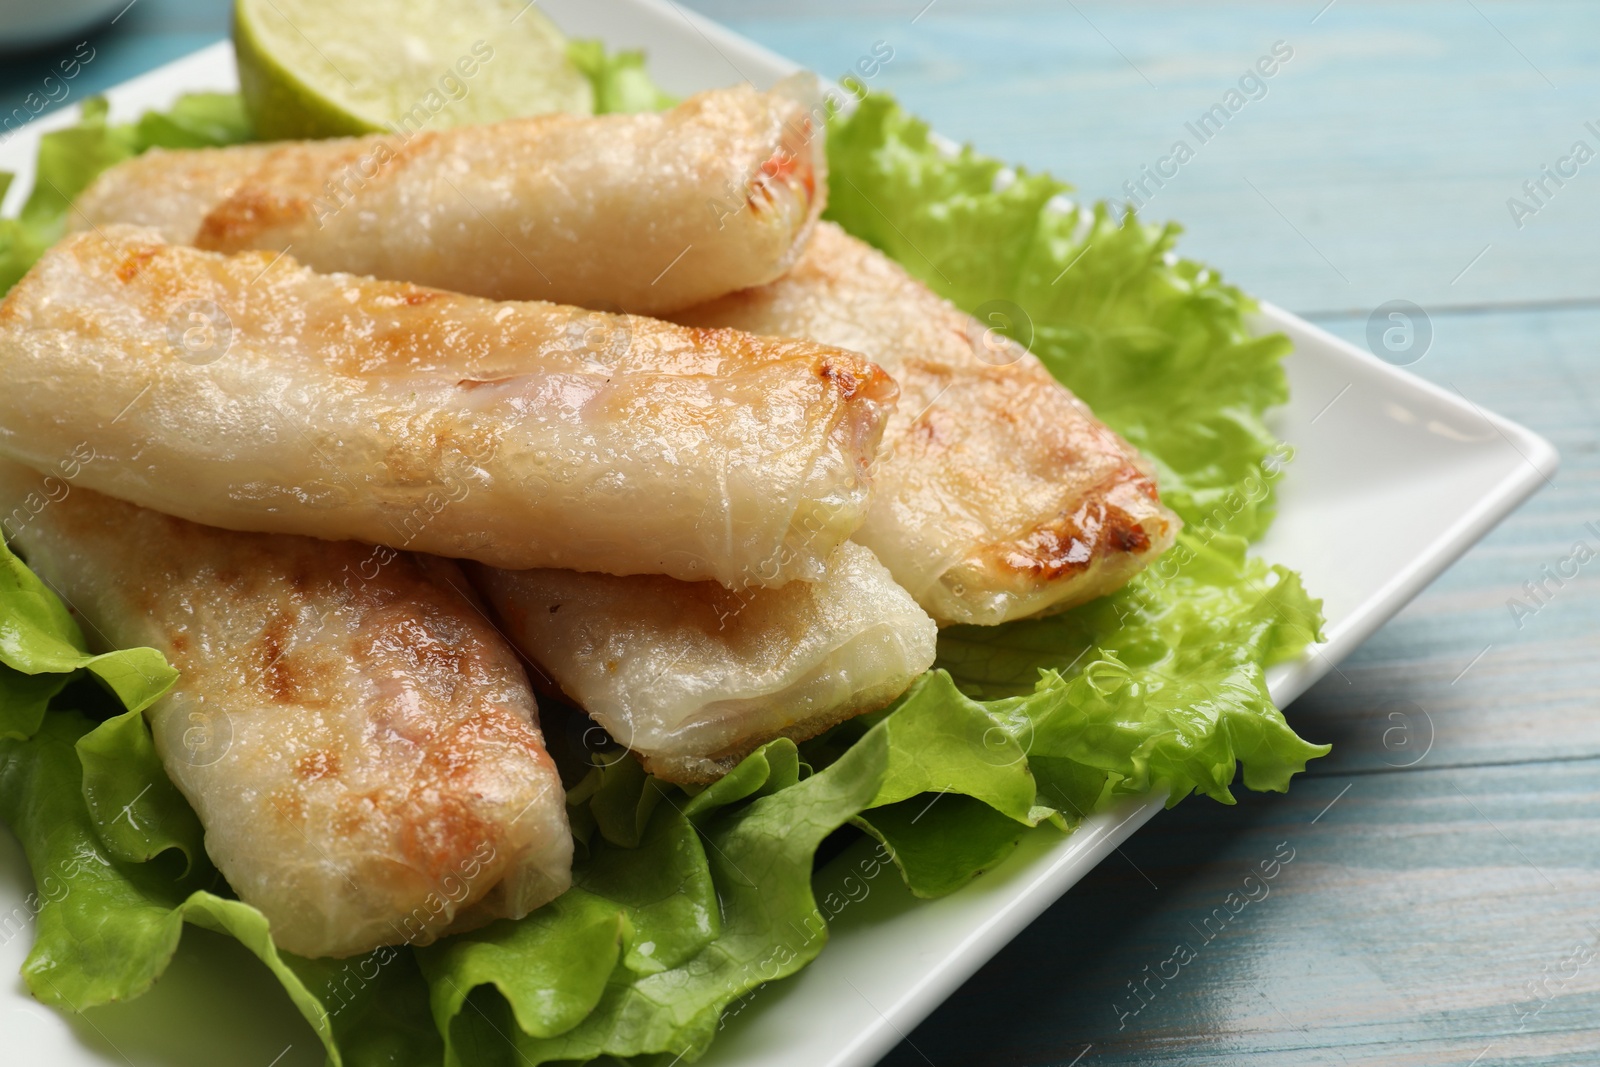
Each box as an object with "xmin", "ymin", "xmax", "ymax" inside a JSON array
[
  {"xmin": 694, "ymin": 0, "xmax": 1600, "ymax": 316},
  {"xmin": 3, "ymin": 3, "xmax": 1598, "ymax": 1066}
]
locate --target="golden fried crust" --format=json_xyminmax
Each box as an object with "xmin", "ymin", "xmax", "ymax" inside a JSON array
[
  {"xmin": 70, "ymin": 143, "xmax": 278, "ymax": 244},
  {"xmin": 676, "ymin": 222, "xmax": 1181, "ymax": 625},
  {"xmin": 0, "ymin": 226, "xmax": 896, "ymax": 586},
  {"xmin": 74, "ymin": 81, "xmax": 826, "ymax": 316},
  {"xmin": 0, "ymin": 462, "xmax": 571, "ymax": 959}
]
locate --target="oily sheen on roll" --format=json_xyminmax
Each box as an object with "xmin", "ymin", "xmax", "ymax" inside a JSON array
[
  {"xmin": 0, "ymin": 226, "xmax": 895, "ymax": 586},
  {"xmin": 0, "ymin": 460, "xmax": 571, "ymax": 959},
  {"xmin": 71, "ymin": 79, "xmax": 827, "ymax": 316}
]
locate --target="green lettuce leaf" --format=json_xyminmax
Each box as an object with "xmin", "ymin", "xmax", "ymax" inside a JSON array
[
  {"xmin": 854, "ymin": 792, "xmax": 1033, "ymax": 899},
  {"xmin": 862, "ymin": 670, "xmax": 1040, "ymax": 821},
  {"xmin": 0, "ymin": 537, "xmax": 176, "ymax": 739},
  {"xmin": 421, "ymin": 733, "xmax": 889, "ymax": 1066},
  {"xmin": 76, "ymin": 709, "xmax": 205, "ymax": 871},
  {"xmin": 811, "ymin": 538, "xmax": 1323, "ymax": 901},
  {"xmin": 825, "ymin": 92, "xmax": 1291, "ymax": 541},
  {"xmin": 0, "ymin": 93, "xmax": 251, "ymax": 295},
  {"xmin": 567, "ymin": 40, "xmax": 678, "ymax": 115},
  {"xmin": 945, "ymin": 542, "xmax": 1327, "ymax": 804}
]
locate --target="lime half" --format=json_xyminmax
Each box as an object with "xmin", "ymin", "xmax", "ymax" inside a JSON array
[{"xmin": 234, "ymin": 0, "xmax": 595, "ymax": 140}]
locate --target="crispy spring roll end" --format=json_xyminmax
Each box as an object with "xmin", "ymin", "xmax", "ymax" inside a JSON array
[
  {"xmin": 939, "ymin": 473, "xmax": 1181, "ymax": 624},
  {"xmin": 678, "ymin": 221, "xmax": 1183, "ymax": 624},
  {"xmin": 473, "ymin": 542, "xmax": 938, "ymax": 784}
]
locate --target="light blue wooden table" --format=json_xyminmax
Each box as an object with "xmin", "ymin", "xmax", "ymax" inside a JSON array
[{"xmin": 4, "ymin": 2, "xmax": 1598, "ymax": 1065}]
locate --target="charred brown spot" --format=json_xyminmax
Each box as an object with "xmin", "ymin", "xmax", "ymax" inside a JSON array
[
  {"xmin": 996, "ymin": 500, "xmax": 1153, "ymax": 580},
  {"xmin": 294, "ymin": 749, "xmax": 342, "ymax": 782},
  {"xmin": 1108, "ymin": 518, "xmax": 1151, "ymax": 554},
  {"xmin": 819, "ymin": 358, "xmax": 862, "ymax": 399},
  {"xmin": 253, "ymin": 612, "xmax": 298, "ymax": 702},
  {"xmin": 821, "ymin": 356, "xmax": 898, "ymax": 407},
  {"xmin": 114, "ymin": 246, "xmax": 161, "ymax": 283},
  {"xmin": 196, "ymin": 187, "xmax": 310, "ymax": 249},
  {"xmin": 400, "ymin": 289, "xmax": 439, "ymax": 307},
  {"xmin": 395, "ymin": 711, "xmax": 548, "ymax": 883}
]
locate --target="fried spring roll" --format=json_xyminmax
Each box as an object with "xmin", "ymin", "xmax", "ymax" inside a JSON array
[
  {"xmin": 676, "ymin": 222, "xmax": 1180, "ymax": 625},
  {"xmin": 71, "ymin": 142, "xmax": 279, "ymax": 247},
  {"xmin": 0, "ymin": 226, "xmax": 894, "ymax": 586},
  {"xmin": 472, "ymin": 542, "xmax": 937, "ymax": 783},
  {"xmin": 71, "ymin": 80, "xmax": 825, "ymax": 316},
  {"xmin": 0, "ymin": 461, "xmax": 570, "ymax": 959}
]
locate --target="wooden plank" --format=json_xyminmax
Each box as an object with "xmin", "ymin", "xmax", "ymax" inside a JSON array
[
  {"xmin": 1284, "ymin": 308, "xmax": 1600, "ymax": 772},
  {"xmin": 878, "ymin": 759, "xmax": 1600, "ymax": 1067},
  {"xmin": 696, "ymin": 1, "xmax": 1600, "ymax": 316}
]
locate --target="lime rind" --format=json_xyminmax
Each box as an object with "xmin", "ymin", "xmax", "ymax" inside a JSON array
[{"xmin": 233, "ymin": 0, "xmax": 594, "ymax": 140}]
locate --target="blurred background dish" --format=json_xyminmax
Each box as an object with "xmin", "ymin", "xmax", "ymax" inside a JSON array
[{"xmin": 0, "ymin": 0, "xmax": 126, "ymax": 52}]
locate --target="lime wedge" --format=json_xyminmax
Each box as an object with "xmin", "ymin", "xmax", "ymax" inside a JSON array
[{"xmin": 233, "ymin": 0, "xmax": 595, "ymax": 140}]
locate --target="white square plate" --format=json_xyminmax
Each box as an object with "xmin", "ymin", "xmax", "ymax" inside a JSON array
[{"xmin": 0, "ymin": 3, "xmax": 1558, "ymax": 1065}]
